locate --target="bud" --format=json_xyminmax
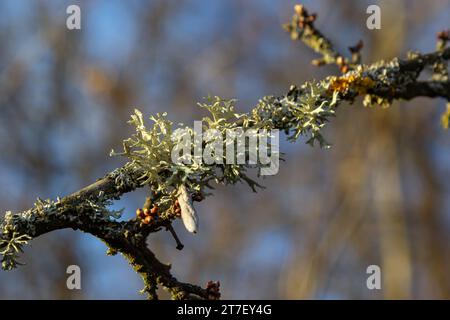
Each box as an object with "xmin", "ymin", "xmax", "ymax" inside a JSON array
[
  {"xmin": 294, "ymin": 4, "xmax": 304, "ymax": 15},
  {"xmin": 150, "ymin": 206, "xmax": 159, "ymax": 215},
  {"xmin": 340, "ymin": 65, "xmax": 349, "ymax": 73},
  {"xmin": 136, "ymin": 208, "xmax": 145, "ymax": 219},
  {"xmin": 177, "ymin": 184, "xmax": 199, "ymax": 234},
  {"xmin": 143, "ymin": 216, "xmax": 152, "ymax": 225}
]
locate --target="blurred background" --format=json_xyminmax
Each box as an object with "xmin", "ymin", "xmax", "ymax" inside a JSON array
[{"xmin": 0, "ymin": 0, "xmax": 449, "ymax": 299}]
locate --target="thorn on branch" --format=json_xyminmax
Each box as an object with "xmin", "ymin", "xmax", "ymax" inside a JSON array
[{"xmin": 166, "ymin": 223, "xmax": 184, "ymax": 250}]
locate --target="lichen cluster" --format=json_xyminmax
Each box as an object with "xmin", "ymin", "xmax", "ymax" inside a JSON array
[
  {"xmin": 108, "ymin": 82, "xmax": 341, "ymax": 219},
  {"xmin": 251, "ymin": 82, "xmax": 339, "ymax": 147},
  {"xmin": 0, "ymin": 193, "xmax": 123, "ymax": 270},
  {"xmin": 0, "ymin": 222, "xmax": 31, "ymax": 270}
]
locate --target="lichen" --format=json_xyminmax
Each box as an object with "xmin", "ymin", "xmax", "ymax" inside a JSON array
[
  {"xmin": 1, "ymin": 192, "xmax": 125, "ymax": 270},
  {"xmin": 0, "ymin": 215, "xmax": 32, "ymax": 270}
]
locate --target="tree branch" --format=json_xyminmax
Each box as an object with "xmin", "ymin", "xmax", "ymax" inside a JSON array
[{"xmin": 1, "ymin": 3, "xmax": 449, "ymax": 299}]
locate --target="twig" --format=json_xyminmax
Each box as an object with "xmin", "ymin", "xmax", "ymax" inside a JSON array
[{"xmin": 166, "ymin": 223, "xmax": 184, "ymax": 250}]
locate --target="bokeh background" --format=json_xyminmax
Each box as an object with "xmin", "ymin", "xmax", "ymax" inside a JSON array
[{"xmin": 0, "ymin": 0, "xmax": 449, "ymax": 299}]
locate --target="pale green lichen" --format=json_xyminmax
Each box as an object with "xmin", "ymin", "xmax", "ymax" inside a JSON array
[
  {"xmin": 110, "ymin": 98, "xmax": 268, "ymax": 212},
  {"xmin": 1, "ymin": 192, "xmax": 125, "ymax": 270},
  {"xmin": 251, "ymin": 81, "xmax": 339, "ymax": 147},
  {"xmin": 0, "ymin": 213, "xmax": 32, "ymax": 270},
  {"xmin": 111, "ymin": 87, "xmax": 339, "ymax": 214}
]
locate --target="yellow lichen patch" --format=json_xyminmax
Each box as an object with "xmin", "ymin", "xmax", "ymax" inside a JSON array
[{"xmin": 328, "ymin": 75, "xmax": 375, "ymax": 95}]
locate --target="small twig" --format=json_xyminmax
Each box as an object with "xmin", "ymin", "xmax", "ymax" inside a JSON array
[
  {"xmin": 166, "ymin": 223, "xmax": 184, "ymax": 250},
  {"xmin": 284, "ymin": 4, "xmax": 350, "ymax": 72}
]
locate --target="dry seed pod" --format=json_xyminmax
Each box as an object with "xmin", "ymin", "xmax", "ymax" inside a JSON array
[{"xmin": 177, "ymin": 184, "xmax": 199, "ymax": 234}]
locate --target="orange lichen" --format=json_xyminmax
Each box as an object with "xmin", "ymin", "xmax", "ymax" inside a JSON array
[{"xmin": 328, "ymin": 75, "xmax": 375, "ymax": 95}]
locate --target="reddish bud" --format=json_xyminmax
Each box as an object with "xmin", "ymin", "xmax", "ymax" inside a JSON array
[{"xmin": 136, "ymin": 208, "xmax": 145, "ymax": 219}]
